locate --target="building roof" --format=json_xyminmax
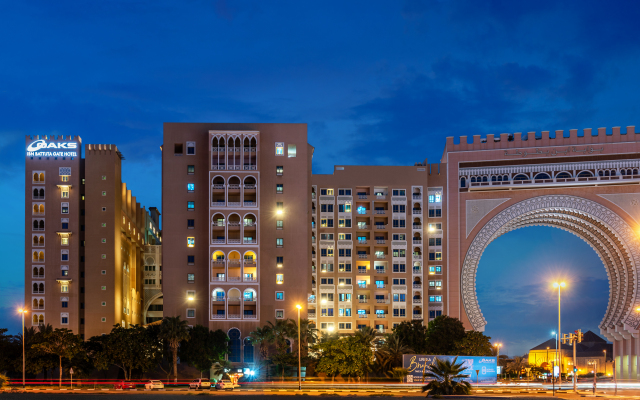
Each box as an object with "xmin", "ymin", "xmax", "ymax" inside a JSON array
[
  {"xmin": 530, "ymin": 338, "xmax": 572, "ymax": 351},
  {"xmin": 529, "ymin": 331, "xmax": 613, "ymax": 358}
]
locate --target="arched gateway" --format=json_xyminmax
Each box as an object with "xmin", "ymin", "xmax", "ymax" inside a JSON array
[{"xmin": 444, "ymin": 126, "xmax": 640, "ymax": 379}]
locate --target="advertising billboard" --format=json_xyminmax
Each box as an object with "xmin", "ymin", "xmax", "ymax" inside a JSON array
[{"xmin": 402, "ymin": 354, "xmax": 497, "ymax": 384}]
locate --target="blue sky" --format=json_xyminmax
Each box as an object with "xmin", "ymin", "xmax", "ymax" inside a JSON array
[{"xmin": 1, "ymin": 0, "xmax": 637, "ymax": 354}]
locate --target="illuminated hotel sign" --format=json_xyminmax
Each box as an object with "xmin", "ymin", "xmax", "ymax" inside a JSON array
[{"xmin": 27, "ymin": 140, "xmax": 78, "ymax": 157}]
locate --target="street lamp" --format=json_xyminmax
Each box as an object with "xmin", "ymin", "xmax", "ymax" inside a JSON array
[
  {"xmin": 552, "ymin": 331, "xmax": 558, "ymax": 381},
  {"xmin": 18, "ymin": 308, "xmax": 28, "ymax": 388},
  {"xmin": 494, "ymin": 343, "xmax": 502, "ymax": 380},
  {"xmin": 603, "ymin": 350, "xmax": 607, "ymax": 376},
  {"xmin": 553, "ymin": 282, "xmax": 565, "ymax": 382},
  {"xmin": 296, "ymin": 305, "xmax": 302, "ymax": 391}
]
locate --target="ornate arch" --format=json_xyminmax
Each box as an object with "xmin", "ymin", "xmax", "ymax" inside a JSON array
[{"xmin": 462, "ymin": 195, "xmax": 640, "ymax": 340}]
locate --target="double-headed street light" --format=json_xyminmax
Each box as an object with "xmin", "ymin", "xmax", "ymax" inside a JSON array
[
  {"xmin": 18, "ymin": 308, "xmax": 28, "ymax": 388},
  {"xmin": 553, "ymin": 282, "xmax": 565, "ymax": 381}
]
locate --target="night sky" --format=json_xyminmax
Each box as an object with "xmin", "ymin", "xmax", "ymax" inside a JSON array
[{"xmin": 1, "ymin": 0, "xmax": 637, "ymax": 356}]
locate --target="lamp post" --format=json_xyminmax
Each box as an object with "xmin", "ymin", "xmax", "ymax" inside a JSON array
[
  {"xmin": 551, "ymin": 331, "xmax": 558, "ymax": 382},
  {"xmin": 494, "ymin": 343, "xmax": 502, "ymax": 380},
  {"xmin": 296, "ymin": 304, "xmax": 302, "ymax": 391},
  {"xmin": 553, "ymin": 282, "xmax": 565, "ymax": 383},
  {"xmin": 603, "ymin": 350, "xmax": 606, "ymax": 376},
  {"xmin": 18, "ymin": 308, "xmax": 27, "ymax": 388}
]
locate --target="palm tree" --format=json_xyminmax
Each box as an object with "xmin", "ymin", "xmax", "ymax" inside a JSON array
[
  {"xmin": 159, "ymin": 316, "xmax": 190, "ymax": 382},
  {"xmin": 266, "ymin": 320, "xmax": 295, "ymax": 381},
  {"xmin": 377, "ymin": 333, "xmax": 412, "ymax": 372},
  {"xmin": 211, "ymin": 360, "xmax": 230, "ymax": 381},
  {"xmin": 422, "ymin": 357, "xmax": 471, "ymax": 396},
  {"xmin": 355, "ymin": 326, "xmax": 378, "ymax": 346},
  {"xmin": 249, "ymin": 326, "xmax": 272, "ymax": 360}
]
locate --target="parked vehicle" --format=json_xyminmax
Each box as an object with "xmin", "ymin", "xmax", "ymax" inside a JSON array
[
  {"xmin": 113, "ymin": 381, "xmax": 136, "ymax": 389},
  {"xmin": 189, "ymin": 378, "xmax": 212, "ymax": 390},
  {"xmin": 215, "ymin": 379, "xmax": 229, "ymax": 390},
  {"xmin": 144, "ymin": 380, "xmax": 164, "ymax": 390}
]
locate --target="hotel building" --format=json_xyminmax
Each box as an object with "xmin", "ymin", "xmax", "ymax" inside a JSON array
[{"xmin": 25, "ymin": 136, "xmax": 157, "ymax": 339}]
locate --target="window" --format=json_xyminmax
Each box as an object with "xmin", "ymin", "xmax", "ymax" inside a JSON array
[
  {"xmin": 186, "ymin": 141, "xmax": 195, "ymax": 155},
  {"xmin": 61, "ymin": 284, "xmax": 68, "ymax": 293},
  {"xmin": 276, "ymin": 291, "xmax": 284, "ymax": 300},
  {"xmin": 61, "ymin": 314, "xmax": 69, "ymax": 324},
  {"xmin": 101, "ymin": 270, "xmax": 106, "ymax": 275},
  {"xmin": 276, "ymin": 165, "xmax": 283, "ymax": 175},
  {"xmin": 393, "ymin": 264, "xmax": 406, "ymax": 273},
  {"xmin": 101, "ymin": 286, "xmax": 106, "ymax": 290},
  {"xmin": 187, "ymin": 165, "xmax": 195, "ymax": 174},
  {"xmin": 338, "ymin": 278, "xmax": 352, "ymax": 285},
  {"xmin": 174, "ymin": 143, "xmax": 183, "ymax": 154},
  {"xmin": 276, "ymin": 310, "xmax": 284, "ymax": 319},
  {"xmin": 276, "ymin": 184, "xmax": 283, "ymax": 193},
  {"xmin": 101, "ymin": 207, "xmax": 106, "ymax": 212},
  {"xmin": 276, "ymin": 256, "xmax": 284, "ymax": 265},
  {"xmin": 428, "ymin": 223, "xmax": 442, "ymax": 230},
  {"xmin": 275, "ymin": 142, "xmax": 284, "ymax": 156},
  {"xmin": 187, "ymin": 201, "xmax": 194, "ymax": 210},
  {"xmin": 276, "ymin": 220, "xmax": 283, "ymax": 229},
  {"xmin": 429, "ymin": 296, "xmax": 443, "ymax": 302},
  {"xmin": 276, "ymin": 238, "xmax": 283, "ymax": 247},
  {"xmin": 187, "ymin": 183, "xmax": 195, "ymax": 192},
  {"xmin": 62, "ymin": 301, "xmax": 68, "ymax": 308},
  {"xmin": 187, "ymin": 274, "xmax": 195, "ymax": 283},
  {"xmin": 61, "ymin": 203, "xmax": 69, "ymax": 214},
  {"xmin": 339, "ymin": 263, "xmax": 352, "ymax": 272},
  {"xmin": 101, "ymin": 317, "xmax": 106, "ymax": 322},
  {"xmin": 187, "ymin": 255, "xmax": 195, "ymax": 264},
  {"xmin": 392, "ymin": 189, "xmax": 406, "ymax": 196},
  {"xmin": 187, "ymin": 237, "xmax": 195, "ymax": 247},
  {"xmin": 101, "ymin": 254, "xmax": 106, "ymax": 259},
  {"xmin": 187, "ymin": 219, "xmax": 195, "ymax": 229},
  {"xmin": 61, "ymin": 187, "xmax": 69, "ymax": 198},
  {"xmin": 276, "ymin": 201, "xmax": 283, "ymax": 211},
  {"xmin": 276, "ymin": 274, "xmax": 283, "ymax": 284},
  {"xmin": 187, "ymin": 309, "xmax": 195, "ymax": 318},
  {"xmin": 61, "ymin": 250, "xmax": 69, "ymax": 261},
  {"xmin": 288, "ymin": 144, "xmax": 296, "ymax": 157},
  {"xmin": 393, "ymin": 293, "xmax": 406, "ymax": 302},
  {"xmin": 392, "ymin": 278, "xmax": 406, "ymax": 285},
  {"xmin": 321, "ymin": 278, "xmax": 334, "ymax": 284}
]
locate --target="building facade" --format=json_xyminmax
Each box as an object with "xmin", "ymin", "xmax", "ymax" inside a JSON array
[{"xmin": 25, "ymin": 136, "xmax": 155, "ymax": 339}]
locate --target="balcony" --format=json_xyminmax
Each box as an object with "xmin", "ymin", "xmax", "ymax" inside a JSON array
[
  {"xmin": 358, "ymin": 254, "xmax": 369, "ymax": 259},
  {"xmin": 228, "ymin": 221, "xmax": 241, "ymax": 227},
  {"xmin": 375, "ymin": 283, "xmax": 387, "ymax": 289},
  {"xmin": 244, "ymin": 202, "xmax": 257, "ymax": 207},
  {"xmin": 357, "ymin": 239, "xmax": 368, "ymax": 244},
  {"xmin": 357, "ymin": 210, "xmax": 369, "ymax": 215},
  {"xmin": 212, "ymin": 239, "xmax": 225, "ymax": 244},
  {"xmin": 244, "ymin": 184, "xmax": 256, "ymax": 189},
  {"xmin": 357, "ymin": 225, "xmax": 370, "ymax": 230},
  {"xmin": 358, "ymin": 194, "xmax": 369, "ymax": 200},
  {"xmin": 375, "ymin": 313, "xmax": 387, "ymax": 318},
  {"xmin": 413, "ymin": 298, "xmax": 422, "ymax": 304},
  {"xmin": 413, "ymin": 210, "xmax": 422, "ymax": 215},
  {"xmin": 228, "ymin": 314, "xmax": 242, "ymax": 319},
  {"xmin": 413, "ymin": 268, "xmax": 422, "ymax": 274},
  {"xmin": 376, "ymin": 239, "xmax": 387, "ymax": 244},
  {"xmin": 358, "ymin": 298, "xmax": 369, "ymax": 303},
  {"xmin": 374, "ymin": 210, "xmax": 386, "ymax": 215},
  {"xmin": 308, "ymin": 298, "xmax": 316, "ymax": 303},
  {"xmin": 227, "ymin": 277, "xmax": 242, "ymax": 282},
  {"xmin": 244, "ymin": 259, "xmax": 257, "ymax": 264},
  {"xmin": 376, "ymin": 298, "xmax": 390, "ymax": 304},
  {"xmin": 413, "ymin": 283, "xmax": 422, "ymax": 289},
  {"xmin": 32, "ymin": 290, "xmax": 44, "ymax": 294},
  {"xmin": 211, "ymin": 314, "xmax": 226, "ymax": 319},
  {"xmin": 412, "ymin": 314, "xmax": 422, "ymax": 320},
  {"xmin": 244, "ymin": 221, "xmax": 257, "ymax": 227},
  {"xmin": 375, "ymin": 268, "xmax": 386, "ymax": 274},
  {"xmin": 357, "ymin": 284, "xmax": 369, "ymax": 289},
  {"xmin": 357, "ymin": 269, "xmax": 367, "ymax": 274},
  {"xmin": 243, "ymin": 239, "xmax": 257, "ymax": 244},
  {"xmin": 211, "ymin": 277, "xmax": 225, "ymax": 282},
  {"xmin": 375, "ymin": 225, "xmax": 387, "ymax": 230},
  {"xmin": 228, "ymin": 296, "xmax": 242, "ymax": 302},
  {"xmin": 358, "ymin": 314, "xmax": 369, "ymax": 318},
  {"xmin": 227, "ymin": 202, "xmax": 240, "ymax": 207},
  {"xmin": 244, "ymin": 314, "xmax": 257, "ymax": 319},
  {"xmin": 212, "ymin": 296, "xmax": 225, "ymax": 302},
  {"xmin": 243, "ymin": 277, "xmax": 257, "ymax": 282},
  {"xmin": 228, "ymin": 239, "xmax": 241, "ymax": 244},
  {"xmin": 228, "ymin": 184, "xmax": 240, "ymax": 190},
  {"xmin": 212, "ymin": 184, "xmax": 225, "ymax": 189},
  {"xmin": 413, "ymin": 255, "xmax": 422, "ymax": 260},
  {"xmin": 413, "ymin": 194, "xmax": 422, "ymax": 200},
  {"xmin": 32, "ymin": 305, "xmax": 45, "ymax": 310},
  {"xmin": 375, "ymin": 254, "xmax": 387, "ymax": 259},
  {"xmin": 413, "ymin": 224, "xmax": 422, "ymax": 230},
  {"xmin": 212, "ymin": 260, "xmax": 226, "ymax": 265},
  {"xmin": 375, "ymin": 194, "xmax": 387, "ymax": 200},
  {"xmin": 413, "ymin": 239, "xmax": 422, "ymax": 245}
]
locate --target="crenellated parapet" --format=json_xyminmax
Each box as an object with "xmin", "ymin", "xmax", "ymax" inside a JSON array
[{"xmin": 444, "ymin": 126, "xmax": 638, "ymax": 154}]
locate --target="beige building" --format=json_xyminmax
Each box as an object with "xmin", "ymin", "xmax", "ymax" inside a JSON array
[{"xmin": 25, "ymin": 136, "xmax": 156, "ymax": 339}]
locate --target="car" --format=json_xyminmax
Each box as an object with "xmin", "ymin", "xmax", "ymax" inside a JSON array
[
  {"xmin": 144, "ymin": 380, "xmax": 165, "ymax": 390},
  {"xmin": 113, "ymin": 380, "xmax": 137, "ymax": 389},
  {"xmin": 215, "ymin": 379, "xmax": 229, "ymax": 390},
  {"xmin": 189, "ymin": 379, "xmax": 212, "ymax": 390}
]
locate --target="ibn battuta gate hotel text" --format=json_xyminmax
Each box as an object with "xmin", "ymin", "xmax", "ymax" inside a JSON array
[{"xmin": 24, "ymin": 124, "xmax": 640, "ymax": 378}]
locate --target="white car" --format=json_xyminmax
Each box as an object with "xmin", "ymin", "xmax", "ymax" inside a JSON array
[
  {"xmin": 215, "ymin": 379, "xmax": 229, "ymax": 390},
  {"xmin": 189, "ymin": 379, "xmax": 212, "ymax": 390},
  {"xmin": 145, "ymin": 380, "xmax": 164, "ymax": 390}
]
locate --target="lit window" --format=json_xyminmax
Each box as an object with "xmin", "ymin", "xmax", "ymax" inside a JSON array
[
  {"xmin": 61, "ymin": 176, "xmax": 69, "ymax": 182},
  {"xmin": 187, "ymin": 237, "xmax": 195, "ymax": 247},
  {"xmin": 276, "ymin": 274, "xmax": 284, "ymax": 284},
  {"xmin": 276, "ymin": 184, "xmax": 283, "ymax": 193},
  {"xmin": 61, "ymin": 187, "xmax": 69, "ymax": 198},
  {"xmin": 61, "ymin": 203, "xmax": 69, "ymax": 214},
  {"xmin": 276, "ymin": 291, "xmax": 284, "ymax": 300},
  {"xmin": 187, "ymin": 201, "xmax": 194, "ymax": 210},
  {"xmin": 327, "ymin": 189, "xmax": 334, "ymax": 195},
  {"xmin": 345, "ymin": 203, "xmax": 351, "ymax": 212},
  {"xmin": 276, "ymin": 220, "xmax": 283, "ymax": 229},
  {"xmin": 187, "ymin": 183, "xmax": 195, "ymax": 192},
  {"xmin": 275, "ymin": 142, "xmax": 284, "ymax": 156},
  {"xmin": 101, "ymin": 254, "xmax": 106, "ymax": 259},
  {"xmin": 276, "ymin": 238, "xmax": 283, "ymax": 247},
  {"xmin": 275, "ymin": 309, "xmax": 284, "ymax": 319},
  {"xmin": 187, "ymin": 273, "xmax": 195, "ymax": 283},
  {"xmin": 61, "ymin": 285, "xmax": 68, "ymax": 293},
  {"xmin": 287, "ymin": 144, "xmax": 296, "ymax": 157},
  {"xmin": 61, "ymin": 237, "xmax": 69, "ymax": 245},
  {"xmin": 276, "ymin": 165, "xmax": 283, "ymax": 175},
  {"xmin": 187, "ymin": 309, "xmax": 195, "ymax": 318},
  {"xmin": 187, "ymin": 165, "xmax": 195, "ymax": 174}
]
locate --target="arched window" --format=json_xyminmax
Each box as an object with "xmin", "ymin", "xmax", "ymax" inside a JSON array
[
  {"xmin": 470, "ymin": 177, "xmax": 476, "ymax": 183},
  {"xmin": 556, "ymin": 172, "xmax": 571, "ymax": 179},
  {"xmin": 39, "ymin": 220, "xmax": 44, "ymax": 230},
  {"xmin": 38, "ymin": 283, "xmax": 44, "ymax": 292},
  {"xmin": 497, "ymin": 175, "xmax": 503, "ymax": 181},
  {"xmin": 39, "ymin": 267, "xmax": 44, "ymax": 277},
  {"xmin": 33, "ymin": 267, "xmax": 38, "ymax": 277},
  {"xmin": 578, "ymin": 171, "xmax": 593, "ymax": 178},
  {"xmin": 491, "ymin": 176, "xmax": 496, "ymax": 182},
  {"xmin": 503, "ymin": 175, "xmax": 509, "ymax": 181},
  {"xmin": 604, "ymin": 170, "xmax": 610, "ymax": 177},
  {"xmin": 621, "ymin": 169, "xmax": 626, "ymax": 175},
  {"xmin": 598, "ymin": 170, "xmax": 603, "ymax": 176},
  {"xmin": 33, "ymin": 189, "xmax": 38, "ymax": 198},
  {"xmin": 39, "ymin": 299, "xmax": 44, "ymax": 308},
  {"xmin": 39, "ymin": 188, "xmax": 45, "ymax": 198},
  {"xmin": 460, "ymin": 178, "xmax": 466, "ymax": 188},
  {"xmin": 634, "ymin": 169, "xmax": 639, "ymax": 175},
  {"xmin": 243, "ymin": 338, "xmax": 254, "ymax": 363},
  {"xmin": 33, "ymin": 299, "xmax": 38, "ymax": 309},
  {"xmin": 38, "ymin": 314, "xmax": 44, "ymax": 324},
  {"xmin": 33, "ymin": 173, "xmax": 39, "ymax": 182},
  {"xmin": 33, "ymin": 283, "xmax": 38, "ymax": 293},
  {"xmin": 33, "ymin": 251, "xmax": 38, "ymax": 261},
  {"xmin": 33, "ymin": 236, "xmax": 38, "ymax": 246},
  {"xmin": 513, "ymin": 174, "xmax": 528, "ymax": 181},
  {"xmin": 33, "ymin": 205, "xmax": 38, "ymax": 214},
  {"xmin": 228, "ymin": 328, "xmax": 241, "ymax": 362},
  {"xmin": 482, "ymin": 176, "xmax": 488, "ymax": 182},
  {"xmin": 39, "ymin": 173, "xmax": 44, "ymax": 182},
  {"xmin": 38, "ymin": 251, "xmax": 44, "ymax": 261},
  {"xmin": 534, "ymin": 173, "xmax": 551, "ymax": 180},
  {"xmin": 32, "ymin": 315, "xmax": 38, "ymax": 324}
]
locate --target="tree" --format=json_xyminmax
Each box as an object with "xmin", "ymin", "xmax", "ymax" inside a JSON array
[
  {"xmin": 425, "ymin": 316, "xmax": 466, "ymax": 355},
  {"xmin": 249, "ymin": 326, "xmax": 272, "ymax": 360},
  {"xmin": 421, "ymin": 356, "xmax": 471, "ymax": 396},
  {"xmin": 0, "ymin": 329, "xmax": 19, "ymax": 374},
  {"xmin": 452, "ymin": 331, "xmax": 493, "ymax": 356},
  {"xmin": 392, "ymin": 320, "xmax": 428, "ymax": 354},
  {"xmin": 265, "ymin": 319, "xmax": 295, "ymax": 381},
  {"xmin": 179, "ymin": 326, "xmax": 228, "ymax": 376},
  {"xmin": 507, "ymin": 356, "xmax": 529, "ymax": 378},
  {"xmin": 376, "ymin": 333, "xmax": 413, "ymax": 372},
  {"xmin": 32, "ymin": 328, "xmax": 83, "ymax": 387},
  {"xmin": 159, "ymin": 316, "xmax": 190, "ymax": 382},
  {"xmin": 94, "ymin": 324, "xmax": 161, "ymax": 380},
  {"xmin": 314, "ymin": 335, "xmax": 373, "ymax": 382},
  {"xmin": 388, "ymin": 367, "xmax": 410, "ymax": 383}
]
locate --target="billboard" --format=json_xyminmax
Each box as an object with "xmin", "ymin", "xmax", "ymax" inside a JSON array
[{"xmin": 402, "ymin": 354, "xmax": 497, "ymax": 384}]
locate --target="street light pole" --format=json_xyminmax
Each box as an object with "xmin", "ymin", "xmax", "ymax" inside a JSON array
[
  {"xmin": 553, "ymin": 282, "xmax": 565, "ymax": 383},
  {"xmin": 494, "ymin": 343, "xmax": 502, "ymax": 381},
  {"xmin": 603, "ymin": 350, "xmax": 606, "ymax": 376},
  {"xmin": 296, "ymin": 305, "xmax": 302, "ymax": 391},
  {"xmin": 19, "ymin": 308, "xmax": 27, "ymax": 389}
]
